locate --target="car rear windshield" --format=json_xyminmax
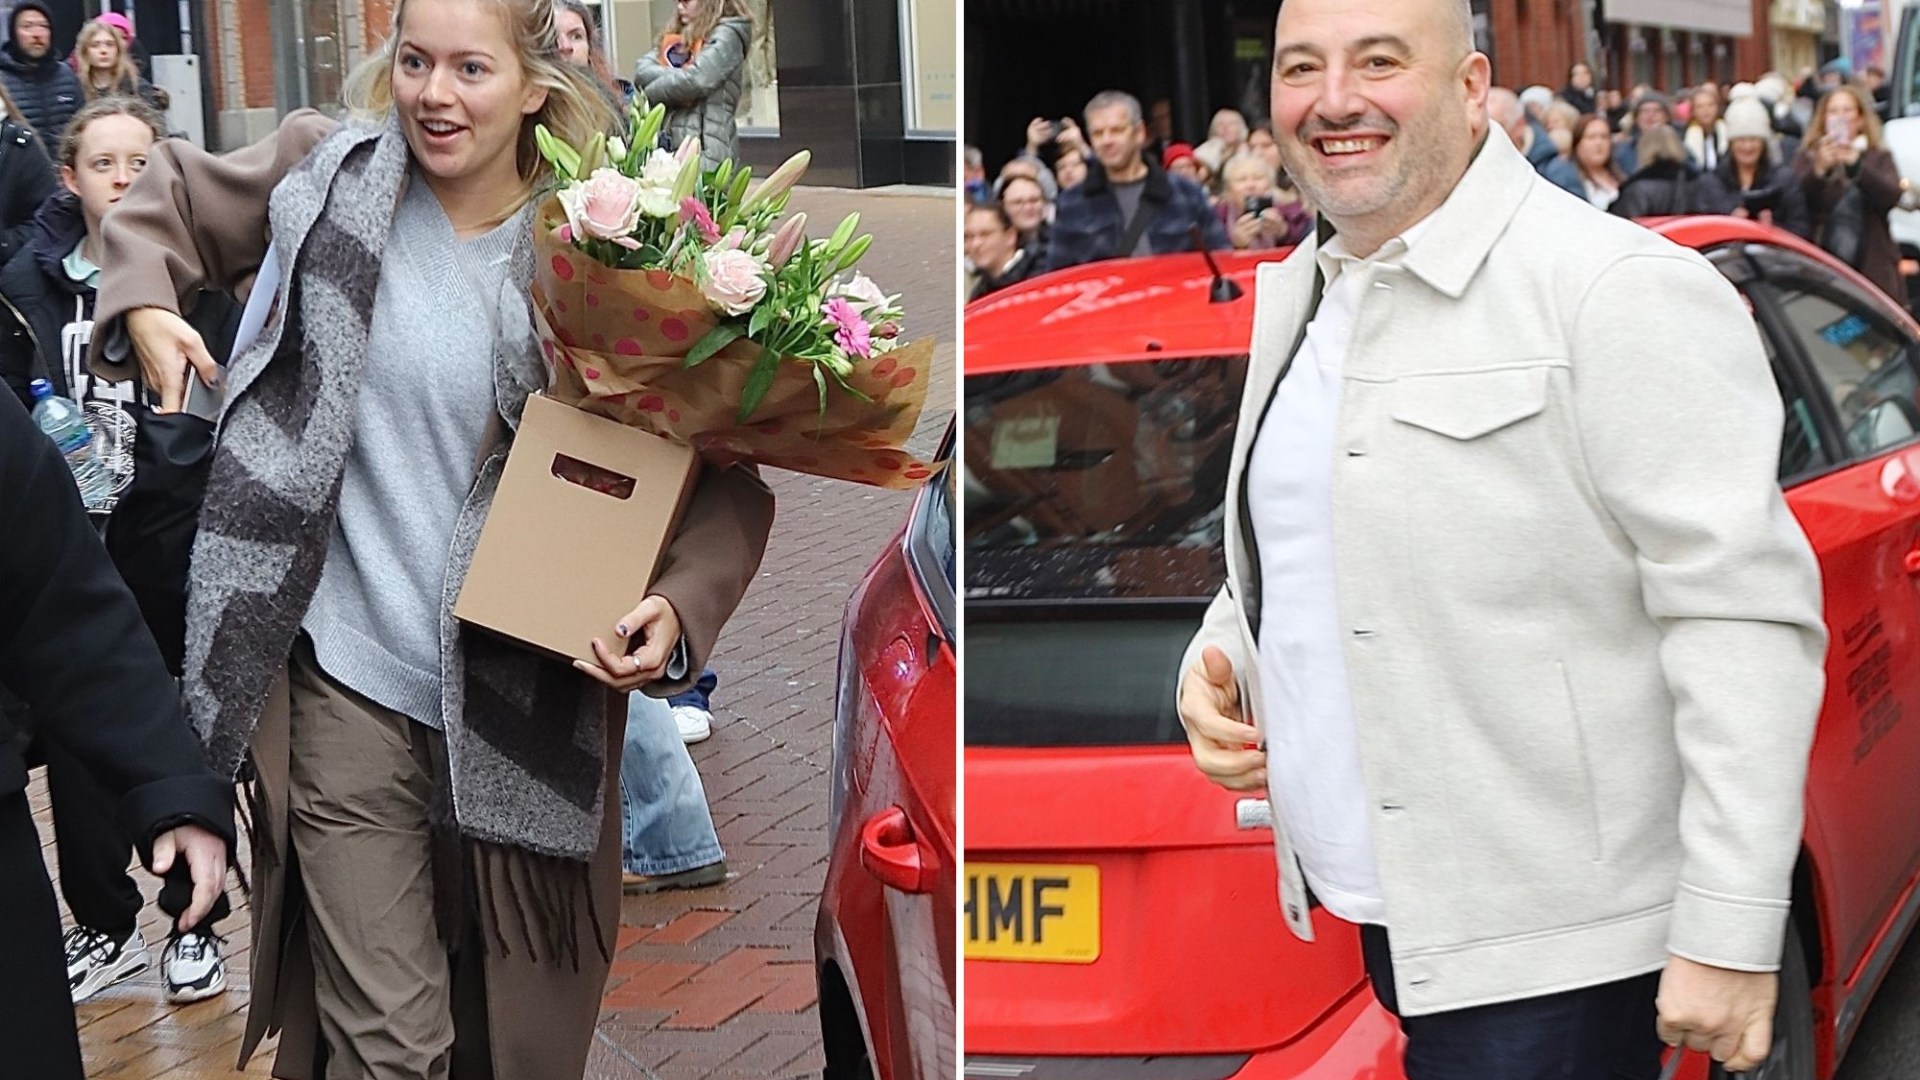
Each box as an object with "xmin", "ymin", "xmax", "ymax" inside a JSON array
[{"xmin": 964, "ymin": 357, "xmax": 1246, "ymax": 747}]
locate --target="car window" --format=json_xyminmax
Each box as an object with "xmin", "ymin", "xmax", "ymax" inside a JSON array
[
  {"xmin": 1770, "ymin": 279, "xmax": 1920, "ymax": 460},
  {"xmin": 964, "ymin": 357, "xmax": 1246, "ymax": 747},
  {"xmin": 1756, "ymin": 314, "xmax": 1828, "ymax": 482}
]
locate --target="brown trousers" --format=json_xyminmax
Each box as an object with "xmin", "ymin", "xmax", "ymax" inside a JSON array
[{"xmin": 286, "ymin": 641, "xmax": 463, "ymax": 1080}]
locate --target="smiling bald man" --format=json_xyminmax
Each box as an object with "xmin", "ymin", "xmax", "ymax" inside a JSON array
[{"xmin": 1173, "ymin": 1, "xmax": 1827, "ymax": 1076}]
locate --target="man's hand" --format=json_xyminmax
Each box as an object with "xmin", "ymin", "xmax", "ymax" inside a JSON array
[
  {"xmin": 1177, "ymin": 645, "xmax": 1266, "ymax": 791},
  {"xmin": 150, "ymin": 824, "xmax": 229, "ymax": 933},
  {"xmin": 126, "ymin": 306, "xmax": 220, "ymax": 414},
  {"xmin": 577, "ymin": 595, "xmax": 683, "ymax": 691},
  {"xmin": 1657, "ymin": 956, "xmax": 1777, "ymax": 1072}
]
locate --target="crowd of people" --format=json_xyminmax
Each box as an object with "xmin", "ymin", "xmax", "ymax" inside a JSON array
[
  {"xmin": 967, "ymin": 56, "xmax": 1915, "ymax": 311},
  {"xmin": 0, "ymin": 1, "xmax": 766, "ymax": 1076}
]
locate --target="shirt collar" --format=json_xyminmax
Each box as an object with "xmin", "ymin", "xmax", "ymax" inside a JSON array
[{"xmin": 1315, "ymin": 209, "xmax": 1438, "ymax": 285}]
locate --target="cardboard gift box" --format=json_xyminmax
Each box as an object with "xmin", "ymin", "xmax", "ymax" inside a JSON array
[{"xmin": 454, "ymin": 393, "xmax": 698, "ymax": 665}]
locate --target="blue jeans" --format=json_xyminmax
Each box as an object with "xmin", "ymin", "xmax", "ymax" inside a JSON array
[
  {"xmin": 619, "ymin": 692, "xmax": 724, "ymax": 875},
  {"xmin": 1361, "ymin": 925, "xmax": 1664, "ymax": 1080},
  {"xmin": 668, "ymin": 668, "xmax": 718, "ymax": 712}
]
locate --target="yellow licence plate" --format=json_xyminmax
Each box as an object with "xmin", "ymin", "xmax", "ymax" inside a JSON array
[{"xmin": 964, "ymin": 862, "xmax": 1100, "ymax": 963}]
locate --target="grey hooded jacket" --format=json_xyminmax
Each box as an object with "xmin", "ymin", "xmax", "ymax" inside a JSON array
[{"xmin": 633, "ymin": 16, "xmax": 750, "ymax": 172}]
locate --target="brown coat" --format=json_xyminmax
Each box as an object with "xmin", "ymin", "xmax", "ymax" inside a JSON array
[
  {"xmin": 1795, "ymin": 144, "xmax": 1909, "ymax": 307},
  {"xmin": 88, "ymin": 113, "xmax": 776, "ymax": 1078}
]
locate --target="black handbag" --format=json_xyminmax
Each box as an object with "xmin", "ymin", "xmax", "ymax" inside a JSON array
[{"xmin": 1821, "ymin": 182, "xmax": 1868, "ymax": 269}]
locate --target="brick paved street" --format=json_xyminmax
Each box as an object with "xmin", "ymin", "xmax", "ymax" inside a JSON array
[{"xmin": 41, "ymin": 185, "xmax": 955, "ymax": 1079}]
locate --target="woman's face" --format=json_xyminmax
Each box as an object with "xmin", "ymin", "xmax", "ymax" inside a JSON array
[
  {"xmin": 1210, "ymin": 112, "xmax": 1247, "ymax": 148},
  {"xmin": 1055, "ymin": 151, "xmax": 1087, "ymax": 189},
  {"xmin": 675, "ymin": 0, "xmax": 704, "ymax": 26},
  {"xmin": 1169, "ymin": 157, "xmax": 1204, "ymax": 185},
  {"xmin": 84, "ymin": 30, "xmax": 118, "ymax": 73},
  {"xmin": 964, "ymin": 209, "xmax": 1017, "ymax": 271},
  {"xmin": 391, "ymin": 0, "xmax": 547, "ymax": 192},
  {"xmin": 1248, "ymin": 128, "xmax": 1282, "ymax": 172},
  {"xmin": 1227, "ymin": 164, "xmax": 1272, "ymax": 204},
  {"xmin": 1571, "ymin": 63, "xmax": 1593, "ymax": 91},
  {"xmin": 1575, "ymin": 119, "xmax": 1612, "ymax": 170},
  {"xmin": 1827, "ymin": 91, "xmax": 1862, "ymax": 138},
  {"xmin": 62, "ymin": 113, "xmax": 151, "ymax": 235},
  {"xmin": 1731, "ymin": 136, "xmax": 1765, "ymax": 169},
  {"xmin": 1000, "ymin": 178, "xmax": 1047, "ymax": 233},
  {"xmin": 556, "ymin": 8, "xmax": 590, "ymax": 67},
  {"xmin": 1691, "ymin": 88, "xmax": 1720, "ymax": 127}
]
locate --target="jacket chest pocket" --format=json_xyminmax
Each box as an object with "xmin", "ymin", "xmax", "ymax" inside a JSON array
[{"xmin": 1388, "ymin": 366, "xmax": 1550, "ymax": 440}]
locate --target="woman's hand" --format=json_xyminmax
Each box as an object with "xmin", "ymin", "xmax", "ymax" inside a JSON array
[
  {"xmin": 127, "ymin": 306, "xmax": 220, "ymax": 413},
  {"xmin": 576, "ymin": 595, "xmax": 684, "ymax": 691},
  {"xmin": 1229, "ymin": 212, "xmax": 1263, "ymax": 250},
  {"xmin": 1026, "ymin": 116, "xmax": 1053, "ymax": 154}
]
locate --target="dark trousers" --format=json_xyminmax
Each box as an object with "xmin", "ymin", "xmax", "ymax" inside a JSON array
[
  {"xmin": 1361, "ymin": 925, "xmax": 1665, "ymax": 1080},
  {"xmin": 37, "ymin": 734, "xmax": 230, "ymax": 940},
  {"xmin": 41, "ymin": 736, "xmax": 143, "ymax": 940},
  {"xmin": 0, "ymin": 790, "xmax": 86, "ymax": 1080}
]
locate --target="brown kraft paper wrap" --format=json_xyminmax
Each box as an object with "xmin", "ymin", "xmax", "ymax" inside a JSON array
[{"xmin": 533, "ymin": 211, "xmax": 938, "ymax": 490}]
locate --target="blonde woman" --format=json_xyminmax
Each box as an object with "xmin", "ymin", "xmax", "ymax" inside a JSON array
[
  {"xmin": 1796, "ymin": 83, "xmax": 1906, "ymax": 304},
  {"xmin": 72, "ymin": 18, "xmax": 152, "ymax": 104},
  {"xmin": 88, "ymin": 0, "xmax": 775, "ymax": 1074},
  {"xmin": 633, "ymin": 0, "xmax": 754, "ymax": 170}
]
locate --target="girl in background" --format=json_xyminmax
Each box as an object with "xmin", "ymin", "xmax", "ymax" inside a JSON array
[{"xmin": 633, "ymin": 0, "xmax": 753, "ymax": 170}]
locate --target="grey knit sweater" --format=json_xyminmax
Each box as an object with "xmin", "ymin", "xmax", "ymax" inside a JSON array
[{"xmin": 302, "ymin": 174, "xmax": 531, "ymax": 728}]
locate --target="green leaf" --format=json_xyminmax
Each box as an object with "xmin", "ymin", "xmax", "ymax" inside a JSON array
[
  {"xmin": 835, "ymin": 234, "xmax": 874, "ymax": 272},
  {"xmin": 737, "ymin": 345, "xmax": 782, "ymax": 423},
  {"xmin": 685, "ymin": 323, "xmax": 745, "ymax": 368},
  {"xmin": 749, "ymin": 301, "xmax": 777, "ymax": 338},
  {"xmin": 829, "ymin": 364, "xmax": 872, "ymax": 402},
  {"xmin": 812, "ymin": 362, "xmax": 828, "ymax": 414}
]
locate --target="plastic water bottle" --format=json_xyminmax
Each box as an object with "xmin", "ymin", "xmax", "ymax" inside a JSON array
[{"xmin": 29, "ymin": 378, "xmax": 108, "ymax": 510}]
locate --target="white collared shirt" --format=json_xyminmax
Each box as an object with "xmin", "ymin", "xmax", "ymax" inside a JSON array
[{"xmin": 1246, "ymin": 214, "xmax": 1435, "ymax": 926}]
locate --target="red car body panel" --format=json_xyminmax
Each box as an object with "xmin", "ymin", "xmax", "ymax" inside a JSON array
[
  {"xmin": 964, "ymin": 218, "xmax": 1920, "ymax": 1079},
  {"xmin": 818, "ymin": 453, "xmax": 956, "ymax": 1080}
]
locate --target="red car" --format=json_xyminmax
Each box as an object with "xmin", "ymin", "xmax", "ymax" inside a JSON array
[
  {"xmin": 963, "ymin": 219, "xmax": 1920, "ymax": 1080},
  {"xmin": 817, "ymin": 426, "xmax": 956, "ymax": 1080}
]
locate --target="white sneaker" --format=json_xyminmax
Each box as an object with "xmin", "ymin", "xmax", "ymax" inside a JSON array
[
  {"xmin": 162, "ymin": 929, "xmax": 227, "ymax": 1003},
  {"xmin": 65, "ymin": 925, "xmax": 150, "ymax": 1003},
  {"xmin": 673, "ymin": 704, "xmax": 713, "ymax": 744}
]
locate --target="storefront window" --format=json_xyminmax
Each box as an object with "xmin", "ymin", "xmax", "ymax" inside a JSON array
[{"xmin": 903, "ymin": 0, "xmax": 955, "ymax": 135}]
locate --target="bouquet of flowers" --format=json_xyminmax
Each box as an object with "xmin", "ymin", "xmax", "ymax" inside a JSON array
[{"xmin": 529, "ymin": 99, "xmax": 937, "ymax": 489}]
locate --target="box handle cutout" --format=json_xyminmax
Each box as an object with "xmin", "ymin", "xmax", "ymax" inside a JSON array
[{"xmin": 551, "ymin": 453, "xmax": 637, "ymax": 500}]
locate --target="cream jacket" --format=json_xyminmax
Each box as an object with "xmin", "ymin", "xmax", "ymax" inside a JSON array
[{"xmin": 1182, "ymin": 131, "xmax": 1827, "ymax": 1015}]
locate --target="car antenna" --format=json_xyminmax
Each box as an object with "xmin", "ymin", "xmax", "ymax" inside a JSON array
[{"xmin": 1190, "ymin": 225, "xmax": 1244, "ymax": 303}]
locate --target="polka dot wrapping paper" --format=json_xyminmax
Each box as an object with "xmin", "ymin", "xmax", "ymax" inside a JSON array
[{"xmin": 533, "ymin": 210, "xmax": 937, "ymax": 490}]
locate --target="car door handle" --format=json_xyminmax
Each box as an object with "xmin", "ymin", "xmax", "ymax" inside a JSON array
[{"xmin": 860, "ymin": 806, "xmax": 931, "ymax": 894}]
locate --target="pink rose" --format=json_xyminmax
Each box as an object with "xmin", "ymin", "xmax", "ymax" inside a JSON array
[
  {"xmin": 700, "ymin": 248, "xmax": 768, "ymax": 315},
  {"xmin": 558, "ymin": 168, "xmax": 643, "ymax": 249}
]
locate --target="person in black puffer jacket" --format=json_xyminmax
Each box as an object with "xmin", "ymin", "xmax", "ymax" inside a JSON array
[
  {"xmin": 1693, "ymin": 97, "xmax": 1811, "ymax": 240},
  {"xmin": 1610, "ymin": 125, "xmax": 1698, "ymax": 220},
  {"xmin": 0, "ymin": 2, "xmax": 80, "ymax": 145},
  {"xmin": 0, "ymin": 82, "xmax": 57, "ymax": 270}
]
